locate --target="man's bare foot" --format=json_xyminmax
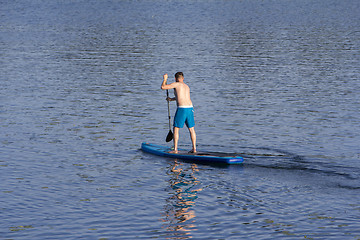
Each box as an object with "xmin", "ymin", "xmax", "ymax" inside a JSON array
[
  {"xmin": 188, "ymin": 149, "xmax": 197, "ymax": 153},
  {"xmin": 169, "ymin": 150, "xmax": 178, "ymax": 154}
]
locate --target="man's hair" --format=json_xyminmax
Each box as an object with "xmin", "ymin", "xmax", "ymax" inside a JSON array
[{"xmin": 175, "ymin": 72, "xmax": 184, "ymax": 80}]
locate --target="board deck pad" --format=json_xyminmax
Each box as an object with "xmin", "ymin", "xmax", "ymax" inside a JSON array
[{"xmin": 141, "ymin": 142, "xmax": 243, "ymax": 164}]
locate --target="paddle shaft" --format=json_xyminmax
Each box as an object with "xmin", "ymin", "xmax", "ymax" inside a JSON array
[{"xmin": 166, "ymin": 90, "xmax": 171, "ymax": 130}]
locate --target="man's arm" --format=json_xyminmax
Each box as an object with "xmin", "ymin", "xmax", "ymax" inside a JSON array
[{"xmin": 161, "ymin": 74, "xmax": 178, "ymax": 90}]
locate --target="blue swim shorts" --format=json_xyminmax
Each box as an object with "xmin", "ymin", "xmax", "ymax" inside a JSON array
[{"xmin": 173, "ymin": 107, "xmax": 195, "ymax": 128}]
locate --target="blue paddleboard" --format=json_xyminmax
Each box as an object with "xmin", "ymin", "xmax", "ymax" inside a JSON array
[{"xmin": 141, "ymin": 142, "xmax": 243, "ymax": 164}]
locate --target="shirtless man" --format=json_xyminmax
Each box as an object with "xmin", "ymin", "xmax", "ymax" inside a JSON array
[{"xmin": 161, "ymin": 72, "xmax": 196, "ymax": 153}]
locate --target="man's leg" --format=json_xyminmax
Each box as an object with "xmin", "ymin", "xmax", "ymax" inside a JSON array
[
  {"xmin": 171, "ymin": 127, "xmax": 180, "ymax": 153},
  {"xmin": 188, "ymin": 127, "xmax": 196, "ymax": 153}
]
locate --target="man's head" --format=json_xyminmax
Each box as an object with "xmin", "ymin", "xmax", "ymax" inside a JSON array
[{"xmin": 175, "ymin": 72, "xmax": 184, "ymax": 82}]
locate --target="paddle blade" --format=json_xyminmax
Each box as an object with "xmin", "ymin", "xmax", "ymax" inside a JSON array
[{"xmin": 166, "ymin": 130, "xmax": 173, "ymax": 142}]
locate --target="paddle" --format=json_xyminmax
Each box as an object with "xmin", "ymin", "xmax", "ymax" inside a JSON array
[{"xmin": 166, "ymin": 90, "xmax": 173, "ymax": 142}]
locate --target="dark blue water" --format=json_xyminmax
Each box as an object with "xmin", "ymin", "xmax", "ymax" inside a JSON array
[{"xmin": 1, "ymin": 0, "xmax": 359, "ymax": 239}]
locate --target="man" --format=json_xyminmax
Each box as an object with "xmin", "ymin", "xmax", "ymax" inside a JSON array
[{"xmin": 161, "ymin": 72, "xmax": 196, "ymax": 153}]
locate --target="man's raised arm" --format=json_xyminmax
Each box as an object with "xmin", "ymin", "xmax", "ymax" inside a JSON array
[
  {"xmin": 161, "ymin": 73, "xmax": 178, "ymax": 90},
  {"xmin": 161, "ymin": 74, "xmax": 169, "ymax": 89}
]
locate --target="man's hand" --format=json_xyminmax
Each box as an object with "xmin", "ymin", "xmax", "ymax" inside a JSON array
[
  {"xmin": 163, "ymin": 74, "xmax": 168, "ymax": 81},
  {"xmin": 166, "ymin": 97, "xmax": 175, "ymax": 102}
]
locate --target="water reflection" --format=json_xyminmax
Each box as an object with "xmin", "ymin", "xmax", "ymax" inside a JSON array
[{"xmin": 162, "ymin": 160, "xmax": 202, "ymax": 239}]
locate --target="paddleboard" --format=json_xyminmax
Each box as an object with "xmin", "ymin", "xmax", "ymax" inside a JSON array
[{"xmin": 141, "ymin": 142, "xmax": 243, "ymax": 164}]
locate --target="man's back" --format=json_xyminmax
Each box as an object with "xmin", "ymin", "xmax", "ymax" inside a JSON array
[{"xmin": 174, "ymin": 82, "xmax": 193, "ymax": 107}]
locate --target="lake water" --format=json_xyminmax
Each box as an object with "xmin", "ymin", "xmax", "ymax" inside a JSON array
[{"xmin": 1, "ymin": 0, "xmax": 359, "ymax": 239}]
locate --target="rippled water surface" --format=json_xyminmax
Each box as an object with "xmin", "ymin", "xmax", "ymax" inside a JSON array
[{"xmin": 1, "ymin": 0, "xmax": 360, "ymax": 239}]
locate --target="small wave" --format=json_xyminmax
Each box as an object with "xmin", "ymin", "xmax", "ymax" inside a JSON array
[{"xmin": 198, "ymin": 144, "xmax": 360, "ymax": 190}]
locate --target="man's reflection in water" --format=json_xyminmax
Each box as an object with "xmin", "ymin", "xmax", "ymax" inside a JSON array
[{"xmin": 161, "ymin": 160, "xmax": 203, "ymax": 239}]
